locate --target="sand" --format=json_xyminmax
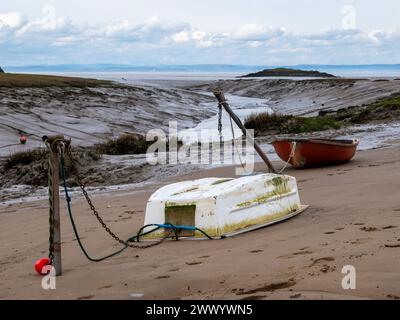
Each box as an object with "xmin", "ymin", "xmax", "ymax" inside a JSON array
[{"xmin": 1, "ymin": 145, "xmax": 400, "ymax": 300}]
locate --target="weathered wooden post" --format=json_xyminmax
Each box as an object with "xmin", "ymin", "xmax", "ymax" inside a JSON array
[
  {"xmin": 42, "ymin": 135, "xmax": 64, "ymax": 276},
  {"xmin": 213, "ymin": 90, "xmax": 277, "ymax": 174}
]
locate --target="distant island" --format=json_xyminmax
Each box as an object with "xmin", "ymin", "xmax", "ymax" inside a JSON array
[{"xmin": 240, "ymin": 67, "xmax": 336, "ymax": 78}]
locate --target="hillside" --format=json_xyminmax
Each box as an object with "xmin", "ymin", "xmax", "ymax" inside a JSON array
[
  {"xmin": 241, "ymin": 67, "xmax": 336, "ymax": 78},
  {"xmin": 0, "ymin": 73, "xmax": 112, "ymax": 87}
]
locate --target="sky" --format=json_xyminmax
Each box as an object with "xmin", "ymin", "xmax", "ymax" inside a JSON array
[{"xmin": 1, "ymin": 0, "xmax": 400, "ymax": 66}]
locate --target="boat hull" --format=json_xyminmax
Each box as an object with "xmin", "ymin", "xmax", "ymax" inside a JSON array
[
  {"xmin": 144, "ymin": 174, "xmax": 305, "ymax": 239},
  {"xmin": 272, "ymin": 139, "xmax": 359, "ymax": 168}
]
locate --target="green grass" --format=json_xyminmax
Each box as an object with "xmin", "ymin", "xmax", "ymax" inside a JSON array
[
  {"xmin": 4, "ymin": 149, "xmax": 47, "ymax": 170},
  {"xmin": 0, "ymin": 73, "xmax": 113, "ymax": 88},
  {"xmin": 95, "ymin": 134, "xmax": 152, "ymax": 155},
  {"xmin": 244, "ymin": 112, "xmax": 342, "ymax": 135},
  {"xmin": 350, "ymin": 93, "xmax": 400, "ymax": 123},
  {"xmin": 297, "ymin": 116, "xmax": 341, "ymax": 132}
]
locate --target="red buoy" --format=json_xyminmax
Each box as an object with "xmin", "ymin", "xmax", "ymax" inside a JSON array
[
  {"xmin": 20, "ymin": 135, "xmax": 27, "ymax": 145},
  {"xmin": 34, "ymin": 258, "xmax": 51, "ymax": 275}
]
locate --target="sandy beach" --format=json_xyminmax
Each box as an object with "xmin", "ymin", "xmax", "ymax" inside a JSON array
[{"xmin": 1, "ymin": 144, "xmax": 399, "ymax": 300}]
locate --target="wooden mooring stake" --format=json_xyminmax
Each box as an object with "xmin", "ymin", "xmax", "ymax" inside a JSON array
[
  {"xmin": 213, "ymin": 90, "xmax": 277, "ymax": 174},
  {"xmin": 42, "ymin": 135, "xmax": 65, "ymax": 276}
]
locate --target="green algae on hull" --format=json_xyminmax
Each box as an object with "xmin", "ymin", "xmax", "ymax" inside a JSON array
[
  {"xmin": 211, "ymin": 178, "xmax": 234, "ymax": 185},
  {"xmin": 236, "ymin": 177, "xmax": 291, "ymax": 209},
  {"xmin": 199, "ymin": 205, "xmax": 300, "ymax": 237}
]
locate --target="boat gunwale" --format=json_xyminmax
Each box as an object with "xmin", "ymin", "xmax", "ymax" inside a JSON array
[{"xmin": 272, "ymin": 138, "xmax": 359, "ymax": 148}]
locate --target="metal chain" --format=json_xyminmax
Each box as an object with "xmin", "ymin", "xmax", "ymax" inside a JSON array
[
  {"xmin": 64, "ymin": 145, "xmax": 171, "ymax": 249},
  {"xmin": 218, "ymin": 103, "xmax": 223, "ymax": 144}
]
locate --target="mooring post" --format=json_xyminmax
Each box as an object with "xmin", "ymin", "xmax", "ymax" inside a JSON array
[
  {"xmin": 213, "ymin": 90, "xmax": 277, "ymax": 174},
  {"xmin": 43, "ymin": 135, "xmax": 64, "ymax": 276}
]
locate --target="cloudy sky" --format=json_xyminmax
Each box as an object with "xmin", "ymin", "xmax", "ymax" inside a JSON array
[{"xmin": 1, "ymin": 0, "xmax": 400, "ymax": 66}]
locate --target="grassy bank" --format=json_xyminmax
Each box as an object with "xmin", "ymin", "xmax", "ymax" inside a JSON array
[
  {"xmin": 245, "ymin": 93, "xmax": 400, "ymax": 136},
  {"xmin": 244, "ymin": 113, "xmax": 342, "ymax": 135},
  {"xmin": 0, "ymin": 73, "xmax": 113, "ymax": 88},
  {"xmin": 330, "ymin": 92, "xmax": 400, "ymax": 123},
  {"xmin": 0, "ymin": 134, "xmax": 154, "ymax": 188}
]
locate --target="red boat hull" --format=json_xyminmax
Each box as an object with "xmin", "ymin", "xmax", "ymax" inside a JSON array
[{"xmin": 272, "ymin": 139, "xmax": 359, "ymax": 168}]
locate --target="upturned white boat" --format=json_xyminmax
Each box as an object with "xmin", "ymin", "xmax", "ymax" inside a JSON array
[{"xmin": 143, "ymin": 173, "xmax": 308, "ymax": 239}]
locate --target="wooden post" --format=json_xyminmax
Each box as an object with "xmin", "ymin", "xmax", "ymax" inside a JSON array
[
  {"xmin": 213, "ymin": 90, "xmax": 277, "ymax": 174},
  {"xmin": 43, "ymin": 135, "xmax": 64, "ymax": 276}
]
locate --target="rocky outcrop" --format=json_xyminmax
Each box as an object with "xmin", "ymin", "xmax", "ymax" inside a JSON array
[{"xmin": 0, "ymin": 67, "xmax": 4, "ymax": 73}]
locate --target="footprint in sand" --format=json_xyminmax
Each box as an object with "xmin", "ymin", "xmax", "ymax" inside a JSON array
[
  {"xmin": 278, "ymin": 250, "xmax": 313, "ymax": 259},
  {"xmin": 77, "ymin": 295, "xmax": 95, "ymax": 300},
  {"xmin": 97, "ymin": 285, "xmax": 113, "ymax": 290},
  {"xmin": 360, "ymin": 227, "xmax": 379, "ymax": 232},
  {"xmin": 125, "ymin": 210, "xmax": 141, "ymax": 215},
  {"xmin": 309, "ymin": 257, "xmax": 335, "ymax": 267},
  {"xmin": 348, "ymin": 238, "xmax": 372, "ymax": 245},
  {"xmin": 240, "ymin": 295, "xmax": 267, "ymax": 300},
  {"xmin": 385, "ymin": 244, "xmax": 400, "ymax": 248},
  {"xmin": 186, "ymin": 261, "xmax": 202, "ymax": 266},
  {"xmin": 320, "ymin": 264, "xmax": 337, "ymax": 273},
  {"xmin": 237, "ymin": 279, "xmax": 296, "ymax": 295},
  {"xmin": 382, "ymin": 225, "xmax": 397, "ymax": 230}
]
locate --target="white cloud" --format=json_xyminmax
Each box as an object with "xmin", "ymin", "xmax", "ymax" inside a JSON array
[
  {"xmin": 16, "ymin": 5, "xmax": 73, "ymax": 36},
  {"xmin": 0, "ymin": 12, "xmax": 24, "ymax": 29},
  {"xmin": 233, "ymin": 23, "xmax": 285, "ymax": 41},
  {"xmin": 99, "ymin": 15, "xmax": 189, "ymax": 42},
  {"xmin": 1, "ymin": 5, "xmax": 400, "ymax": 65},
  {"xmin": 172, "ymin": 30, "xmax": 191, "ymax": 43}
]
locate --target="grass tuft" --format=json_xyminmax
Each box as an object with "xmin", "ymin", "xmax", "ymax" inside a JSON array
[
  {"xmin": 4, "ymin": 149, "xmax": 47, "ymax": 170},
  {"xmin": 95, "ymin": 133, "xmax": 152, "ymax": 155}
]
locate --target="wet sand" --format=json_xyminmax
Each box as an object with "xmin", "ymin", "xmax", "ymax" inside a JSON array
[{"xmin": 1, "ymin": 145, "xmax": 399, "ymax": 300}]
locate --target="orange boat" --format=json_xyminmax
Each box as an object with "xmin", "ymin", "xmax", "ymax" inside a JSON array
[{"xmin": 272, "ymin": 138, "xmax": 359, "ymax": 168}]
